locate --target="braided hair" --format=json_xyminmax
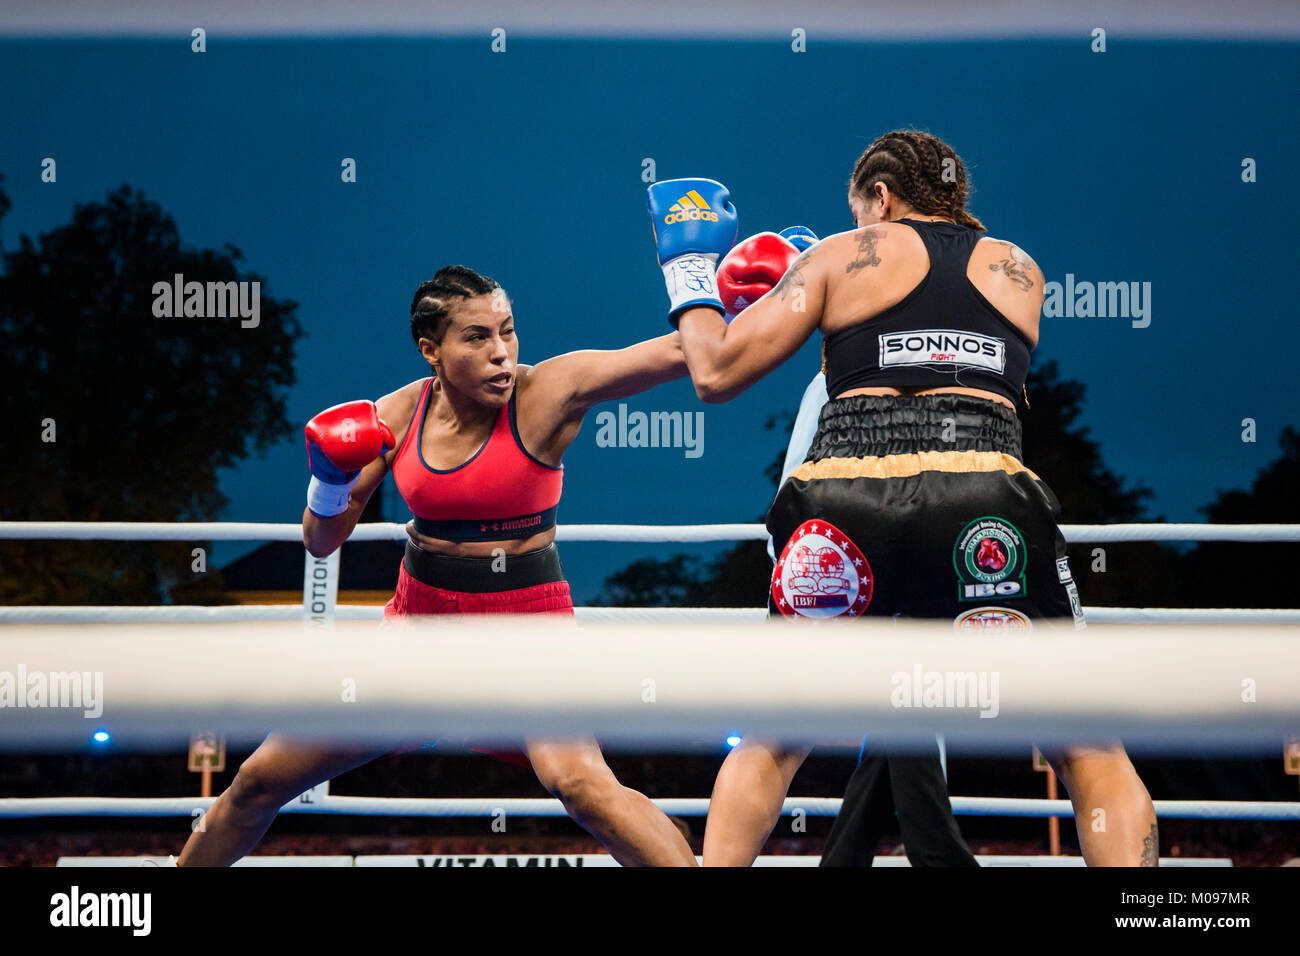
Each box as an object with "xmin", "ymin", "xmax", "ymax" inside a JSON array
[
  {"xmin": 409, "ymin": 265, "xmax": 504, "ymax": 348},
  {"xmin": 849, "ymin": 130, "xmax": 985, "ymax": 231}
]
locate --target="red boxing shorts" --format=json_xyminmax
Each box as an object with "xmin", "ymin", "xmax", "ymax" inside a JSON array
[
  {"xmin": 385, "ymin": 565, "xmax": 574, "ymax": 617},
  {"xmin": 383, "ymin": 541, "xmax": 574, "ymax": 766}
]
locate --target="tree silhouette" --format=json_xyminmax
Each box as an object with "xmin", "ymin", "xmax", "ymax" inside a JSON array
[
  {"xmin": 595, "ymin": 360, "xmax": 1183, "ymax": 608},
  {"xmin": 0, "ymin": 182, "xmax": 302, "ymax": 604},
  {"xmin": 1019, "ymin": 360, "xmax": 1183, "ymax": 607},
  {"xmin": 1181, "ymin": 426, "xmax": 1300, "ymax": 607},
  {"xmin": 1019, "ymin": 360, "xmax": 1151, "ymax": 522},
  {"xmin": 593, "ymin": 410, "xmax": 791, "ymax": 608},
  {"xmin": 0, "ymin": 174, "xmax": 11, "ymax": 234},
  {"xmin": 594, "ymin": 554, "xmax": 707, "ymax": 608}
]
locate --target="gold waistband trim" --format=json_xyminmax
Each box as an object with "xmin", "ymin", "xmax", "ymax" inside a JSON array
[{"xmin": 790, "ymin": 450, "xmax": 1039, "ymax": 482}]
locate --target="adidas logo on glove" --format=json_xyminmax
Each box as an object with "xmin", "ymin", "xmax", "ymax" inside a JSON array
[{"xmin": 663, "ymin": 190, "xmax": 720, "ymax": 224}]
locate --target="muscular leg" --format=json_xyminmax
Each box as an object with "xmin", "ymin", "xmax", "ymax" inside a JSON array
[
  {"xmin": 526, "ymin": 738, "xmax": 697, "ymax": 867},
  {"xmin": 702, "ymin": 740, "xmax": 812, "ymax": 866},
  {"xmin": 1046, "ymin": 743, "xmax": 1158, "ymax": 866},
  {"xmin": 178, "ymin": 735, "xmax": 388, "ymax": 867}
]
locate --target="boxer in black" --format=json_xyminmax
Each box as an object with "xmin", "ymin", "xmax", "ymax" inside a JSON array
[
  {"xmin": 770, "ymin": 370, "xmax": 977, "ymax": 867},
  {"xmin": 651, "ymin": 130, "xmax": 1158, "ymax": 866}
]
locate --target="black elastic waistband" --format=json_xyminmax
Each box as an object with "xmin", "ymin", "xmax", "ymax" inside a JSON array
[
  {"xmin": 807, "ymin": 394, "xmax": 1023, "ymax": 461},
  {"xmin": 402, "ymin": 540, "xmax": 565, "ymax": 593},
  {"xmin": 411, "ymin": 507, "xmax": 557, "ymax": 542}
]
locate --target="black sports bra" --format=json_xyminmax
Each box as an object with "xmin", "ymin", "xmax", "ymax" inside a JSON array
[{"xmin": 822, "ymin": 219, "xmax": 1033, "ymax": 407}]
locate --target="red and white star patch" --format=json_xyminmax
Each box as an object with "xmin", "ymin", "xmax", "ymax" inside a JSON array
[{"xmin": 771, "ymin": 519, "xmax": 873, "ymax": 620}]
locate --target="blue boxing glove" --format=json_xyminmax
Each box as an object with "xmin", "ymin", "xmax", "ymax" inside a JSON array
[
  {"xmin": 646, "ymin": 178, "xmax": 739, "ymax": 327},
  {"xmin": 779, "ymin": 225, "xmax": 819, "ymax": 252}
]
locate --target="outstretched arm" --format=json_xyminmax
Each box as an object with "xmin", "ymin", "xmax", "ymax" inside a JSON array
[
  {"xmin": 527, "ymin": 331, "xmax": 688, "ymax": 419},
  {"xmin": 678, "ymin": 241, "xmax": 829, "ymax": 403}
]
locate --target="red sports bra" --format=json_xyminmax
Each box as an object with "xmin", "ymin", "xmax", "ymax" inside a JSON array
[{"xmin": 391, "ymin": 378, "xmax": 563, "ymax": 541}]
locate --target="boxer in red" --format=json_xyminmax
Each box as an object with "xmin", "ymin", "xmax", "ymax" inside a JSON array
[{"xmin": 177, "ymin": 265, "xmax": 699, "ymax": 866}]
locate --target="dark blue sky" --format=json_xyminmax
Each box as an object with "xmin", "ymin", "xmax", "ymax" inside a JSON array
[{"xmin": 2, "ymin": 37, "xmax": 1297, "ymax": 602}]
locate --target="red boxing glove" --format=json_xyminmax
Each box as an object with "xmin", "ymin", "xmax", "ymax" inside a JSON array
[
  {"xmin": 717, "ymin": 232, "xmax": 801, "ymax": 317},
  {"xmin": 305, "ymin": 400, "xmax": 395, "ymax": 478},
  {"xmin": 304, "ymin": 400, "xmax": 395, "ymax": 518}
]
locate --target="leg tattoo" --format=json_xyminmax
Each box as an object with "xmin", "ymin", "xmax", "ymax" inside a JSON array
[{"xmin": 1140, "ymin": 824, "xmax": 1158, "ymax": 866}]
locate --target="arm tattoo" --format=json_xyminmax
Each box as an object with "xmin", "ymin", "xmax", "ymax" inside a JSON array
[
  {"xmin": 1140, "ymin": 824, "xmax": 1159, "ymax": 866},
  {"xmin": 845, "ymin": 229, "xmax": 883, "ymax": 274},
  {"xmin": 988, "ymin": 243, "xmax": 1036, "ymax": 292},
  {"xmin": 773, "ymin": 248, "xmax": 813, "ymax": 301}
]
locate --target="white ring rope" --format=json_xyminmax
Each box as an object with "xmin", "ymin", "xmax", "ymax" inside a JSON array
[
  {"xmin": 2, "ymin": 521, "xmax": 1299, "ymax": 543},
  {"xmin": 1059, "ymin": 523, "xmax": 1300, "ymax": 543},
  {"xmin": 3, "ymin": 605, "xmax": 1300, "ymax": 625},
  {"xmin": 2, "ymin": 621, "xmax": 1297, "ymax": 750},
  {"xmin": 0, "ymin": 795, "xmax": 1295, "ymax": 821},
  {"xmin": 2, "ymin": 520, "xmax": 1295, "ymax": 626},
  {"xmin": 4, "ymin": 522, "xmax": 1294, "ymax": 840}
]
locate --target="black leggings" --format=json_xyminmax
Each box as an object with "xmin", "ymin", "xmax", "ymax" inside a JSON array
[{"xmin": 820, "ymin": 740, "xmax": 978, "ymax": 867}]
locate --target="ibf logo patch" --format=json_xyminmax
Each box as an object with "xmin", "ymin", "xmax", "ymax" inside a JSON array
[
  {"xmin": 954, "ymin": 516, "xmax": 1027, "ymax": 602},
  {"xmin": 879, "ymin": 329, "xmax": 1006, "ymax": 373},
  {"xmin": 954, "ymin": 606, "xmax": 1032, "ymax": 633},
  {"xmin": 772, "ymin": 519, "xmax": 873, "ymax": 619}
]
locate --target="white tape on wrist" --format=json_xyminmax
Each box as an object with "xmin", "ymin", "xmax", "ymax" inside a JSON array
[
  {"xmin": 662, "ymin": 253, "xmax": 721, "ymax": 315},
  {"xmin": 307, "ymin": 474, "xmax": 358, "ymax": 518}
]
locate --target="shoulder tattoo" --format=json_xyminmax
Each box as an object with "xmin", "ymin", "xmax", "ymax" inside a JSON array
[
  {"xmin": 988, "ymin": 242, "xmax": 1038, "ymax": 293},
  {"xmin": 845, "ymin": 228, "xmax": 884, "ymax": 274},
  {"xmin": 774, "ymin": 247, "xmax": 814, "ymax": 301}
]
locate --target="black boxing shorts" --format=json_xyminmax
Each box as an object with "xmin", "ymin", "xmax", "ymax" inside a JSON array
[{"xmin": 766, "ymin": 394, "xmax": 1085, "ymax": 632}]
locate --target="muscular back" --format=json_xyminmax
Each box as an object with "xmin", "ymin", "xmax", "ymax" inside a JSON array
[{"xmin": 818, "ymin": 221, "xmax": 1044, "ymax": 352}]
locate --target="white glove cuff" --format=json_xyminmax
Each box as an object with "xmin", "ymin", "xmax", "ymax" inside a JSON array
[
  {"xmin": 661, "ymin": 253, "xmax": 722, "ymax": 317},
  {"xmin": 307, "ymin": 474, "xmax": 358, "ymax": 518}
]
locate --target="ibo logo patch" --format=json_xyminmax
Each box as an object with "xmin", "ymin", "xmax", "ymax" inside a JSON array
[{"xmin": 954, "ymin": 516, "xmax": 1027, "ymax": 602}]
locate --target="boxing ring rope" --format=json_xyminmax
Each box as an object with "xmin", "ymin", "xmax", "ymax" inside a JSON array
[
  {"xmin": 4, "ymin": 520, "xmax": 1300, "ymax": 543},
  {"xmin": 2, "ymin": 619, "xmax": 1299, "ymax": 827},
  {"xmin": 0, "ymin": 521, "xmax": 766, "ymax": 543},
  {"xmin": 2, "ymin": 521, "xmax": 1297, "ymax": 625},
  {"xmin": 5, "ymin": 606, "xmax": 1300, "ymax": 624},
  {"xmin": 3, "ymin": 796, "xmax": 1298, "ymax": 821},
  {"xmin": 4, "ymin": 620, "xmax": 1298, "ymax": 748},
  {"xmin": 2, "ymin": 522, "xmax": 1296, "ymax": 841}
]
